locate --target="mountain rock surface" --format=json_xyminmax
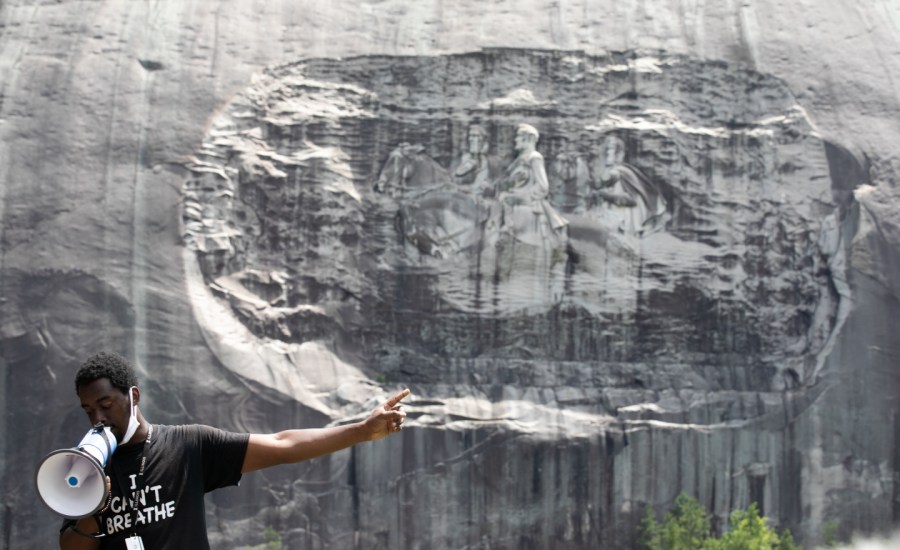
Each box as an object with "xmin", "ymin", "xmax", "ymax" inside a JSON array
[{"xmin": 1, "ymin": 2, "xmax": 899, "ymax": 548}]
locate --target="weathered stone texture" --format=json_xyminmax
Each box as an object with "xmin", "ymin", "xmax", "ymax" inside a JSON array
[{"xmin": 2, "ymin": 2, "xmax": 900, "ymax": 549}]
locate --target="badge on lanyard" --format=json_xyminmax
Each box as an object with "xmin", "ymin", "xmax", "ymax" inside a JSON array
[{"xmin": 125, "ymin": 535, "xmax": 145, "ymax": 550}]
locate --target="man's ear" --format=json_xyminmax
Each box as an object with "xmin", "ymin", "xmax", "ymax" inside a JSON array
[{"xmin": 131, "ymin": 386, "xmax": 141, "ymax": 405}]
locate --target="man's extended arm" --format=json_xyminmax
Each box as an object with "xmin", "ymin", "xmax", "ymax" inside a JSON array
[{"xmin": 241, "ymin": 389, "xmax": 409, "ymax": 474}]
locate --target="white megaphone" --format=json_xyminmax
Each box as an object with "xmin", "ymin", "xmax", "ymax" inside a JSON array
[{"xmin": 35, "ymin": 424, "xmax": 117, "ymax": 518}]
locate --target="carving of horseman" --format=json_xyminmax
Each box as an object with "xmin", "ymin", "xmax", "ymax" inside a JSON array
[
  {"xmin": 452, "ymin": 124, "xmax": 503, "ymax": 197},
  {"xmin": 373, "ymin": 142, "xmax": 453, "ymax": 200},
  {"xmin": 491, "ymin": 124, "xmax": 569, "ymax": 249},
  {"xmin": 587, "ymin": 135, "xmax": 668, "ymax": 235},
  {"xmin": 547, "ymin": 133, "xmax": 589, "ymax": 214},
  {"xmin": 374, "ymin": 142, "xmax": 487, "ymax": 258}
]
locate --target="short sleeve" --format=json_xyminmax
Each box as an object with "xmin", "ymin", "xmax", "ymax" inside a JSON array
[{"xmin": 192, "ymin": 425, "xmax": 250, "ymax": 492}]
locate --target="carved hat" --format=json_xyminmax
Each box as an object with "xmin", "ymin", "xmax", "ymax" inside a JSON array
[{"xmin": 516, "ymin": 123, "xmax": 540, "ymax": 141}]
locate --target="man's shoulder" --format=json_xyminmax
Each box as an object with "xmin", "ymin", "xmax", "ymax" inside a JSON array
[
  {"xmin": 156, "ymin": 423, "xmax": 225, "ymax": 434},
  {"xmin": 155, "ymin": 423, "xmax": 203, "ymax": 433},
  {"xmin": 156, "ymin": 423, "xmax": 250, "ymax": 446},
  {"xmin": 153, "ymin": 423, "xmax": 216, "ymax": 442}
]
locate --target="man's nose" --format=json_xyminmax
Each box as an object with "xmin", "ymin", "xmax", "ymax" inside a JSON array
[{"xmin": 88, "ymin": 411, "xmax": 107, "ymax": 426}]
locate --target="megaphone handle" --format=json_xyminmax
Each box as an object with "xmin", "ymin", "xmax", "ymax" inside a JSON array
[
  {"xmin": 60, "ymin": 473, "xmax": 111, "ymax": 539},
  {"xmin": 98, "ymin": 474, "xmax": 112, "ymax": 513}
]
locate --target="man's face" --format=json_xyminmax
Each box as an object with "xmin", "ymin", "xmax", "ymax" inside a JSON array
[
  {"xmin": 77, "ymin": 378, "xmax": 133, "ymax": 442},
  {"xmin": 468, "ymin": 131, "xmax": 485, "ymax": 154},
  {"xmin": 603, "ymin": 139, "xmax": 624, "ymax": 166},
  {"xmin": 514, "ymin": 131, "xmax": 532, "ymax": 152},
  {"xmin": 549, "ymin": 137, "xmax": 567, "ymax": 156}
]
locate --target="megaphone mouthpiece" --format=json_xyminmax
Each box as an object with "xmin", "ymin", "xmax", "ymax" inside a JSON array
[{"xmin": 63, "ymin": 454, "xmax": 98, "ymax": 489}]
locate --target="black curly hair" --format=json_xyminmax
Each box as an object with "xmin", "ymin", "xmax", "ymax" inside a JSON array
[{"xmin": 74, "ymin": 351, "xmax": 138, "ymax": 394}]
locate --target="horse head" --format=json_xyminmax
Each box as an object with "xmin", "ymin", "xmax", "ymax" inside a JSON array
[
  {"xmin": 375, "ymin": 142, "xmax": 453, "ymax": 200},
  {"xmin": 375, "ymin": 142, "xmax": 423, "ymax": 196}
]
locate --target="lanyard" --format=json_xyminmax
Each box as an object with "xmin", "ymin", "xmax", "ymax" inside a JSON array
[{"xmin": 109, "ymin": 424, "xmax": 153, "ymax": 537}]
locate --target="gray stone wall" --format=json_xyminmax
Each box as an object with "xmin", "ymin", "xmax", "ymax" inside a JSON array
[{"xmin": 2, "ymin": 2, "xmax": 900, "ymax": 548}]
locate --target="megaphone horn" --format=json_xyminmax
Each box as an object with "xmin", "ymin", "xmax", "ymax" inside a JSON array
[{"xmin": 35, "ymin": 424, "xmax": 117, "ymax": 518}]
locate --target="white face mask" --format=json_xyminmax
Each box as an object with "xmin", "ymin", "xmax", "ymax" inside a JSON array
[{"xmin": 119, "ymin": 386, "xmax": 140, "ymax": 445}]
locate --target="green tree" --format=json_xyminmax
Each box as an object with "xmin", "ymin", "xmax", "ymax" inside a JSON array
[
  {"xmin": 777, "ymin": 530, "xmax": 802, "ymax": 550},
  {"xmin": 821, "ymin": 520, "xmax": 840, "ymax": 548},
  {"xmin": 706, "ymin": 503, "xmax": 800, "ymax": 550},
  {"xmin": 641, "ymin": 503, "xmax": 664, "ymax": 550},
  {"xmin": 714, "ymin": 503, "xmax": 778, "ymax": 549},
  {"xmin": 641, "ymin": 495, "xmax": 801, "ymax": 550},
  {"xmin": 641, "ymin": 492, "xmax": 713, "ymax": 550}
]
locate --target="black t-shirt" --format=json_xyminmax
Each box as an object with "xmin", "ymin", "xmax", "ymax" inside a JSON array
[{"xmin": 67, "ymin": 424, "xmax": 249, "ymax": 549}]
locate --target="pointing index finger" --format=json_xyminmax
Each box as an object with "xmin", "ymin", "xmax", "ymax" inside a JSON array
[{"xmin": 385, "ymin": 388, "xmax": 410, "ymax": 408}]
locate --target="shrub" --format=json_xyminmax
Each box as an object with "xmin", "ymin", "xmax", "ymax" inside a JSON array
[{"xmin": 641, "ymin": 493, "xmax": 800, "ymax": 550}]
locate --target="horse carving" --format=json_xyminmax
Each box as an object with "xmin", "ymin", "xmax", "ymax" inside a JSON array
[
  {"xmin": 374, "ymin": 143, "xmax": 453, "ymax": 199},
  {"xmin": 374, "ymin": 143, "xmax": 487, "ymax": 258}
]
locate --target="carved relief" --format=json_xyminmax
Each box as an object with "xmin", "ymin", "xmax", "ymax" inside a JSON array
[
  {"xmin": 584, "ymin": 135, "xmax": 668, "ymax": 235},
  {"xmin": 369, "ymin": 123, "xmax": 672, "ymax": 267},
  {"xmin": 452, "ymin": 124, "xmax": 501, "ymax": 192},
  {"xmin": 491, "ymin": 124, "xmax": 569, "ymax": 247},
  {"xmin": 374, "ymin": 123, "xmax": 572, "ymax": 261},
  {"xmin": 546, "ymin": 133, "xmax": 588, "ymax": 214},
  {"xmin": 374, "ymin": 142, "xmax": 486, "ymax": 258},
  {"xmin": 182, "ymin": 49, "xmax": 860, "ymax": 406}
]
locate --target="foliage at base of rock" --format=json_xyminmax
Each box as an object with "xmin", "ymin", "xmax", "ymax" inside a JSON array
[{"xmin": 641, "ymin": 493, "xmax": 801, "ymax": 550}]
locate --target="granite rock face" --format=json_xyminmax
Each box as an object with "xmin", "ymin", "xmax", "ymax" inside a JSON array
[
  {"xmin": 2, "ymin": 2, "xmax": 900, "ymax": 549},
  {"xmin": 177, "ymin": 50, "xmax": 871, "ymax": 548},
  {"xmin": 187, "ymin": 52, "xmax": 847, "ymax": 413}
]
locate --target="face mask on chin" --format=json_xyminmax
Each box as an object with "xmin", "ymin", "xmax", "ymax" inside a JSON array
[{"xmin": 119, "ymin": 386, "xmax": 140, "ymax": 445}]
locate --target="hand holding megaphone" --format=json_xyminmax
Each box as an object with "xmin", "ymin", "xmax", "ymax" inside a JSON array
[{"xmin": 35, "ymin": 424, "xmax": 116, "ymax": 518}]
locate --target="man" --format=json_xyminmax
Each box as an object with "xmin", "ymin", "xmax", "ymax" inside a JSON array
[
  {"xmin": 492, "ymin": 123, "xmax": 568, "ymax": 247},
  {"xmin": 453, "ymin": 123, "xmax": 499, "ymax": 195},
  {"xmin": 587, "ymin": 135, "xmax": 668, "ymax": 235},
  {"xmin": 546, "ymin": 133, "xmax": 588, "ymax": 214},
  {"xmin": 59, "ymin": 351, "xmax": 409, "ymax": 549}
]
